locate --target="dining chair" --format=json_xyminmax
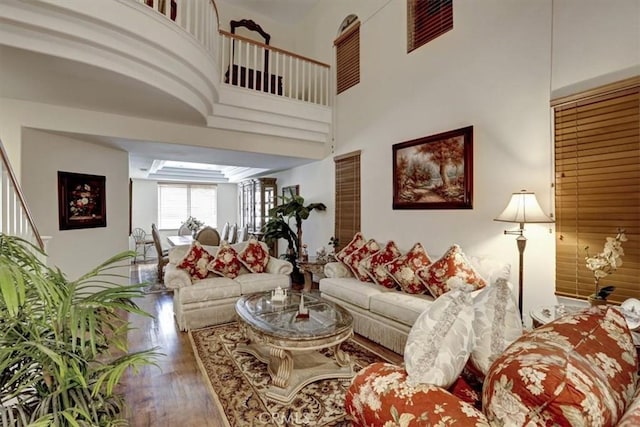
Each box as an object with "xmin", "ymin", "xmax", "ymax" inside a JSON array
[
  {"xmin": 237, "ymin": 224, "xmax": 249, "ymax": 242},
  {"xmin": 227, "ymin": 223, "xmax": 238, "ymax": 244},
  {"xmin": 177, "ymin": 223, "xmax": 191, "ymax": 236},
  {"xmin": 195, "ymin": 226, "xmax": 221, "ymax": 246},
  {"xmin": 131, "ymin": 228, "xmax": 154, "ymax": 264},
  {"xmin": 219, "ymin": 222, "xmax": 230, "ymax": 241},
  {"xmin": 151, "ymin": 223, "xmax": 169, "ymax": 282}
]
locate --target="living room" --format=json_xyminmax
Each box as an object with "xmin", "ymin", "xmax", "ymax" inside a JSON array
[{"xmin": 1, "ymin": 0, "xmax": 638, "ymax": 425}]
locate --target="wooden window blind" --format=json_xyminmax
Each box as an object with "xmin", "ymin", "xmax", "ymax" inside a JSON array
[
  {"xmin": 334, "ymin": 21, "xmax": 360, "ymax": 94},
  {"xmin": 407, "ymin": 0, "xmax": 453, "ymax": 53},
  {"xmin": 554, "ymin": 78, "xmax": 640, "ymax": 303},
  {"xmin": 334, "ymin": 151, "xmax": 361, "ymax": 251}
]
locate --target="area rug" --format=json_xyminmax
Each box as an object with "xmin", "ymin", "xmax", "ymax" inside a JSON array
[
  {"xmin": 132, "ymin": 261, "xmax": 172, "ymax": 294},
  {"xmin": 189, "ymin": 322, "xmax": 391, "ymax": 426}
]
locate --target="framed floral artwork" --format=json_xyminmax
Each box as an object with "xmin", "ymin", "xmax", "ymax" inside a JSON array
[
  {"xmin": 393, "ymin": 126, "xmax": 473, "ymax": 209},
  {"xmin": 58, "ymin": 171, "xmax": 107, "ymax": 230}
]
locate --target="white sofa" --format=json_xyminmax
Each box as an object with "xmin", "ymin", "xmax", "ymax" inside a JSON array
[
  {"xmin": 164, "ymin": 241, "xmax": 293, "ymax": 330},
  {"xmin": 319, "ymin": 254, "xmax": 511, "ymax": 355}
]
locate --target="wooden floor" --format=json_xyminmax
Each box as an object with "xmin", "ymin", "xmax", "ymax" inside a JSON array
[{"xmin": 120, "ymin": 262, "xmax": 402, "ymax": 426}]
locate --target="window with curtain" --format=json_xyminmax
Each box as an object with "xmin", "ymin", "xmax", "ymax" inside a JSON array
[
  {"xmin": 335, "ymin": 16, "xmax": 360, "ymax": 95},
  {"xmin": 554, "ymin": 77, "xmax": 639, "ymax": 303},
  {"xmin": 158, "ymin": 183, "xmax": 217, "ymax": 229},
  {"xmin": 407, "ymin": 0, "xmax": 453, "ymax": 53},
  {"xmin": 334, "ymin": 151, "xmax": 361, "ymax": 251}
]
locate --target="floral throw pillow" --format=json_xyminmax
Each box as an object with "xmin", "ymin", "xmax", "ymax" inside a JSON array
[
  {"xmin": 207, "ymin": 243, "xmax": 243, "ymax": 279},
  {"xmin": 417, "ymin": 245, "xmax": 487, "ymax": 298},
  {"xmin": 384, "ymin": 242, "xmax": 432, "ymax": 294},
  {"xmin": 404, "ymin": 285, "xmax": 476, "ymax": 388},
  {"xmin": 344, "ymin": 239, "xmax": 380, "ymax": 282},
  {"xmin": 335, "ymin": 232, "xmax": 366, "ymax": 263},
  {"xmin": 238, "ymin": 238, "xmax": 270, "ymax": 273},
  {"xmin": 363, "ymin": 240, "xmax": 402, "ymax": 288},
  {"xmin": 176, "ymin": 241, "xmax": 214, "ymax": 280}
]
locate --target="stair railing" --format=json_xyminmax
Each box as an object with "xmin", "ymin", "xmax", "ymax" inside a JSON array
[{"xmin": 0, "ymin": 138, "xmax": 44, "ymax": 251}]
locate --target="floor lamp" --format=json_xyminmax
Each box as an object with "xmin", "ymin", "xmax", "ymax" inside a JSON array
[{"xmin": 494, "ymin": 190, "xmax": 554, "ymax": 319}]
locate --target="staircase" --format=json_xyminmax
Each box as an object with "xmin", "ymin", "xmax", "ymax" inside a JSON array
[{"xmin": 0, "ymin": 139, "xmax": 44, "ymax": 252}]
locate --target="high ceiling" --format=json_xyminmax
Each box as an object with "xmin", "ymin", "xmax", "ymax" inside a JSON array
[{"xmin": 0, "ymin": 1, "xmax": 322, "ymax": 183}]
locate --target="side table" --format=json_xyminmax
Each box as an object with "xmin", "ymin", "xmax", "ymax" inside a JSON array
[
  {"xmin": 297, "ymin": 258, "xmax": 328, "ymax": 292},
  {"xmin": 530, "ymin": 305, "xmax": 583, "ymax": 328}
]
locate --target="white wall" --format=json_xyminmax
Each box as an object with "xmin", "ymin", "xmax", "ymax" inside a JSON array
[
  {"xmin": 21, "ymin": 129, "xmax": 129, "ymax": 283},
  {"xmin": 281, "ymin": 0, "xmax": 639, "ymax": 323},
  {"xmin": 551, "ymin": 0, "xmax": 640, "ymax": 96}
]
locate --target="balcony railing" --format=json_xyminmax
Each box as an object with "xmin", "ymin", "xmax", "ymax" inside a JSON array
[
  {"xmin": 139, "ymin": 0, "xmax": 331, "ymax": 107},
  {"xmin": 137, "ymin": 0, "xmax": 219, "ymax": 57},
  {"xmin": 218, "ymin": 31, "xmax": 331, "ymax": 106}
]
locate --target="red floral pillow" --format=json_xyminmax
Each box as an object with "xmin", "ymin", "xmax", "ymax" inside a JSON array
[
  {"xmin": 417, "ymin": 245, "xmax": 487, "ymax": 298},
  {"xmin": 364, "ymin": 240, "xmax": 402, "ymax": 288},
  {"xmin": 344, "ymin": 239, "xmax": 380, "ymax": 282},
  {"xmin": 207, "ymin": 243, "xmax": 243, "ymax": 279},
  {"xmin": 176, "ymin": 241, "xmax": 214, "ymax": 280},
  {"xmin": 335, "ymin": 232, "xmax": 366, "ymax": 263},
  {"xmin": 238, "ymin": 238, "xmax": 270, "ymax": 273},
  {"xmin": 385, "ymin": 243, "xmax": 432, "ymax": 294}
]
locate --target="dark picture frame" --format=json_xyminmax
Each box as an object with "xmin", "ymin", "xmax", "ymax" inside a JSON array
[
  {"xmin": 393, "ymin": 126, "xmax": 473, "ymax": 209},
  {"xmin": 58, "ymin": 171, "xmax": 107, "ymax": 230}
]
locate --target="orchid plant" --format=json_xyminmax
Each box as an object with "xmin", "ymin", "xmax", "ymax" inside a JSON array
[{"xmin": 585, "ymin": 228, "xmax": 627, "ymax": 300}]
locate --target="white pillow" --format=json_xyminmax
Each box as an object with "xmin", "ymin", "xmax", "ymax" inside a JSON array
[
  {"xmin": 471, "ymin": 278, "xmax": 523, "ymax": 375},
  {"xmin": 404, "ymin": 283, "xmax": 475, "ymax": 388}
]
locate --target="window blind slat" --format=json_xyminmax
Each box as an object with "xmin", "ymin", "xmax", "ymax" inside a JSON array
[
  {"xmin": 407, "ymin": 0, "xmax": 453, "ymax": 53},
  {"xmin": 334, "ymin": 152, "xmax": 361, "ymax": 251},
  {"xmin": 554, "ymin": 82, "xmax": 639, "ymax": 304}
]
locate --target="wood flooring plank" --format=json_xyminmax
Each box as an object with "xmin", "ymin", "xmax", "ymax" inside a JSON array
[{"xmin": 120, "ymin": 262, "xmax": 402, "ymax": 426}]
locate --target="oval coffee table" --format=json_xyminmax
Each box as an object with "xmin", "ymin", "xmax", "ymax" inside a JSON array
[{"xmin": 234, "ymin": 291, "xmax": 353, "ymax": 403}]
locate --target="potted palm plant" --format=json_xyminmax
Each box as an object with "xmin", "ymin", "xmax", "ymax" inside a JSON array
[
  {"xmin": 0, "ymin": 234, "xmax": 160, "ymax": 426},
  {"xmin": 262, "ymin": 191, "xmax": 326, "ymax": 283}
]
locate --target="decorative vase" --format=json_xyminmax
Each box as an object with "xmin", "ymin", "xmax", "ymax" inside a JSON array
[{"xmin": 588, "ymin": 295, "xmax": 608, "ymax": 307}]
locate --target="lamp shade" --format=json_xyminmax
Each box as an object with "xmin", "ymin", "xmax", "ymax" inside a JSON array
[{"xmin": 494, "ymin": 190, "xmax": 554, "ymax": 225}]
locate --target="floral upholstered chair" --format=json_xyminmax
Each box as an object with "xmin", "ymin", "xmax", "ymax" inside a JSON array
[{"xmin": 346, "ymin": 305, "xmax": 640, "ymax": 426}]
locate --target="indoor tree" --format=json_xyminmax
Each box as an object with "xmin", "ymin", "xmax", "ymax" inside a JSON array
[
  {"xmin": 0, "ymin": 234, "xmax": 160, "ymax": 426},
  {"xmin": 262, "ymin": 191, "xmax": 326, "ymax": 282}
]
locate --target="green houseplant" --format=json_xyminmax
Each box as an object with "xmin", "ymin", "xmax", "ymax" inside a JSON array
[
  {"xmin": 0, "ymin": 234, "xmax": 160, "ymax": 426},
  {"xmin": 262, "ymin": 192, "xmax": 326, "ymax": 282}
]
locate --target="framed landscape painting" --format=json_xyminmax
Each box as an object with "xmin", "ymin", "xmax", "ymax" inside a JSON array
[
  {"xmin": 393, "ymin": 126, "xmax": 473, "ymax": 209},
  {"xmin": 58, "ymin": 171, "xmax": 107, "ymax": 230}
]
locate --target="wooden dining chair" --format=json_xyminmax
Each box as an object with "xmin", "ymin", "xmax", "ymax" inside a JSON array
[
  {"xmin": 151, "ymin": 223, "xmax": 169, "ymax": 282},
  {"xmin": 177, "ymin": 223, "xmax": 191, "ymax": 236},
  {"xmin": 195, "ymin": 226, "xmax": 221, "ymax": 246}
]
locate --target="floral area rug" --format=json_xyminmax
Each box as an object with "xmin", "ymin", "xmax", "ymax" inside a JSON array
[
  {"xmin": 189, "ymin": 322, "xmax": 390, "ymax": 426},
  {"xmin": 132, "ymin": 261, "xmax": 172, "ymax": 294}
]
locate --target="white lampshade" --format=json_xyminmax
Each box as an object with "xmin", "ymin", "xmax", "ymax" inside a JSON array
[{"xmin": 494, "ymin": 190, "xmax": 554, "ymax": 225}]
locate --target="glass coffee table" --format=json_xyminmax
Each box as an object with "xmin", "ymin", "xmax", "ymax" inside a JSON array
[{"xmin": 234, "ymin": 291, "xmax": 354, "ymax": 402}]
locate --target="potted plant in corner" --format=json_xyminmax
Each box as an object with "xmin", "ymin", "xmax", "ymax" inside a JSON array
[
  {"xmin": 584, "ymin": 228, "xmax": 627, "ymax": 306},
  {"xmin": 0, "ymin": 234, "xmax": 160, "ymax": 426},
  {"xmin": 262, "ymin": 191, "xmax": 326, "ymax": 284}
]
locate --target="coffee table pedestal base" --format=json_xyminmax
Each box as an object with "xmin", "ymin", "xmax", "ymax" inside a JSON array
[{"xmin": 234, "ymin": 342, "xmax": 353, "ymax": 403}]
